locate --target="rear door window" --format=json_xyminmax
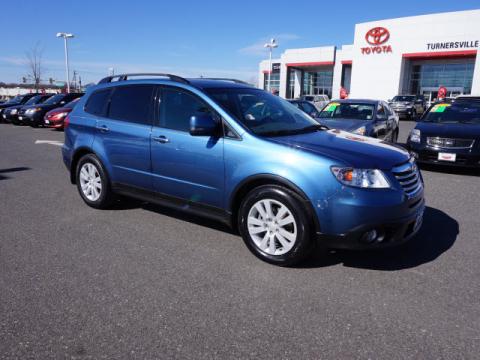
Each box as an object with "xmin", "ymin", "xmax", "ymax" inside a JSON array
[
  {"xmin": 85, "ymin": 89, "xmax": 112, "ymax": 117},
  {"xmin": 108, "ymin": 85, "xmax": 155, "ymax": 125}
]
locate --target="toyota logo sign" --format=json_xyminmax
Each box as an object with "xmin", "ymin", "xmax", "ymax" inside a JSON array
[{"xmin": 365, "ymin": 27, "xmax": 390, "ymax": 45}]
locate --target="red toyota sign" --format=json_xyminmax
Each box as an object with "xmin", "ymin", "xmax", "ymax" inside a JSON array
[
  {"xmin": 365, "ymin": 27, "xmax": 390, "ymax": 45},
  {"xmin": 362, "ymin": 26, "xmax": 392, "ymax": 55}
]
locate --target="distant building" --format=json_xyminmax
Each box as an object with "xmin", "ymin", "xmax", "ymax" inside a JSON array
[{"xmin": 259, "ymin": 9, "xmax": 480, "ymax": 102}]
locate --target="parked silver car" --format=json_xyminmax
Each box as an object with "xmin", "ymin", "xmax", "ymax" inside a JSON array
[{"xmin": 300, "ymin": 94, "xmax": 330, "ymax": 111}]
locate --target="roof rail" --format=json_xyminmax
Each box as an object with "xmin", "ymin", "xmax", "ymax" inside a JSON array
[
  {"xmin": 98, "ymin": 73, "xmax": 190, "ymax": 85},
  {"xmin": 202, "ymin": 78, "xmax": 251, "ymax": 85}
]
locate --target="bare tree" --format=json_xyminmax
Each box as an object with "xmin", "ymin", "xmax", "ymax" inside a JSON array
[{"xmin": 25, "ymin": 43, "xmax": 44, "ymax": 91}]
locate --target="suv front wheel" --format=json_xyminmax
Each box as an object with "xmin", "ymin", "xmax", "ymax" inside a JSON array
[
  {"xmin": 76, "ymin": 154, "xmax": 115, "ymax": 209},
  {"xmin": 238, "ymin": 185, "xmax": 314, "ymax": 266}
]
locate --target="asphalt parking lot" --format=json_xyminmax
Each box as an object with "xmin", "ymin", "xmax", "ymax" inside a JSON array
[{"xmin": 1, "ymin": 122, "xmax": 479, "ymax": 359}]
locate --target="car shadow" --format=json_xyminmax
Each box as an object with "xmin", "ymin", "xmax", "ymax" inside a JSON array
[
  {"xmin": 109, "ymin": 199, "xmax": 236, "ymax": 235},
  {"xmin": 0, "ymin": 167, "xmax": 31, "ymax": 181},
  {"xmin": 300, "ymin": 206, "xmax": 458, "ymax": 271},
  {"xmin": 109, "ymin": 198, "xmax": 457, "ymax": 271}
]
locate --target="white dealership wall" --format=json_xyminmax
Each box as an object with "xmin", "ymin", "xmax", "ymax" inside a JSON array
[{"xmin": 258, "ymin": 9, "xmax": 480, "ymax": 100}]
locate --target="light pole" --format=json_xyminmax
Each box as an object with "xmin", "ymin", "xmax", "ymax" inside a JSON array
[
  {"xmin": 264, "ymin": 38, "xmax": 278, "ymax": 93},
  {"xmin": 56, "ymin": 32, "xmax": 74, "ymax": 93}
]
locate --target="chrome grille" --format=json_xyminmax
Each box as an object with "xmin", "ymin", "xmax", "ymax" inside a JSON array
[
  {"xmin": 392, "ymin": 159, "xmax": 422, "ymax": 198},
  {"xmin": 426, "ymin": 137, "xmax": 474, "ymax": 149}
]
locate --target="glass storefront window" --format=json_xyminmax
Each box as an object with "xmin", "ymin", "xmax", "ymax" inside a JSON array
[
  {"xmin": 302, "ymin": 70, "xmax": 333, "ymax": 98},
  {"xmin": 263, "ymin": 72, "xmax": 280, "ymax": 94},
  {"xmin": 409, "ymin": 61, "xmax": 475, "ymax": 95}
]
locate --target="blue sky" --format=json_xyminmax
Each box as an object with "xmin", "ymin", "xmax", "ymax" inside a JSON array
[{"xmin": 1, "ymin": 0, "xmax": 478, "ymax": 85}]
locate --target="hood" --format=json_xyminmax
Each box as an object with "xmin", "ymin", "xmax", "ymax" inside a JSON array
[
  {"xmin": 391, "ymin": 101, "xmax": 414, "ymax": 106},
  {"xmin": 266, "ymin": 129, "xmax": 409, "ymax": 170},
  {"xmin": 416, "ymin": 121, "xmax": 480, "ymax": 138},
  {"xmin": 4, "ymin": 105, "xmax": 22, "ymax": 112},
  {"xmin": 0, "ymin": 102, "xmax": 20, "ymax": 109},
  {"xmin": 46, "ymin": 107, "xmax": 72, "ymax": 116},
  {"xmin": 316, "ymin": 118, "xmax": 371, "ymax": 132}
]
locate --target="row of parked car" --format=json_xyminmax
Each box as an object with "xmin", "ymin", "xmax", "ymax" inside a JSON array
[
  {"xmin": 289, "ymin": 94, "xmax": 480, "ymax": 169},
  {"xmin": 0, "ymin": 92, "xmax": 83, "ymax": 129}
]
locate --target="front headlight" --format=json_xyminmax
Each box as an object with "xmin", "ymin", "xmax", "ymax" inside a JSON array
[
  {"xmin": 410, "ymin": 129, "xmax": 421, "ymax": 143},
  {"xmin": 352, "ymin": 126, "xmax": 366, "ymax": 136},
  {"xmin": 331, "ymin": 167, "xmax": 390, "ymax": 188},
  {"xmin": 25, "ymin": 109, "xmax": 34, "ymax": 114},
  {"xmin": 11, "ymin": 109, "xmax": 18, "ymax": 114}
]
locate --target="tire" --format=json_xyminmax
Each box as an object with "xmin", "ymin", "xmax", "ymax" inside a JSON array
[
  {"xmin": 238, "ymin": 185, "xmax": 314, "ymax": 266},
  {"xmin": 76, "ymin": 154, "xmax": 115, "ymax": 209},
  {"xmin": 411, "ymin": 109, "xmax": 417, "ymax": 120},
  {"xmin": 393, "ymin": 129, "xmax": 399, "ymax": 143}
]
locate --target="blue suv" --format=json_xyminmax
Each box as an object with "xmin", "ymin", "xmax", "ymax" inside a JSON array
[{"xmin": 63, "ymin": 73, "xmax": 425, "ymax": 266}]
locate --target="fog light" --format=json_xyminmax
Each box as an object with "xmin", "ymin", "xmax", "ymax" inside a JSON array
[{"xmin": 361, "ymin": 230, "xmax": 378, "ymax": 244}]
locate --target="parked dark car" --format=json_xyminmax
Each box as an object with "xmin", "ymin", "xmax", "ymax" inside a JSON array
[
  {"xmin": 287, "ymin": 100, "xmax": 320, "ymax": 118},
  {"xmin": 317, "ymin": 99, "xmax": 399, "ymax": 142},
  {"xmin": 20, "ymin": 93, "xmax": 83, "ymax": 127},
  {"xmin": 44, "ymin": 97, "xmax": 81, "ymax": 129},
  {"xmin": 3, "ymin": 94, "xmax": 53, "ymax": 124},
  {"xmin": 407, "ymin": 98, "xmax": 480, "ymax": 167},
  {"xmin": 62, "ymin": 73, "xmax": 424, "ymax": 266},
  {"xmin": 0, "ymin": 93, "xmax": 40, "ymax": 122},
  {"xmin": 389, "ymin": 95, "xmax": 426, "ymax": 119}
]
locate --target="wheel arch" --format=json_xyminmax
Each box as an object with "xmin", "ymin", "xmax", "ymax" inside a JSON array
[
  {"xmin": 228, "ymin": 174, "xmax": 321, "ymax": 234},
  {"xmin": 70, "ymin": 147, "xmax": 96, "ymax": 184}
]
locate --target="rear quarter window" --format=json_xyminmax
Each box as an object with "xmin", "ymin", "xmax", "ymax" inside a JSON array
[{"xmin": 84, "ymin": 89, "xmax": 112, "ymax": 117}]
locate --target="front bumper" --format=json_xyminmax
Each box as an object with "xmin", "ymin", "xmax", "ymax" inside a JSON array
[
  {"xmin": 392, "ymin": 107, "xmax": 414, "ymax": 118},
  {"xmin": 45, "ymin": 118, "xmax": 64, "ymax": 128},
  {"xmin": 408, "ymin": 141, "xmax": 480, "ymax": 168},
  {"xmin": 319, "ymin": 198, "xmax": 425, "ymax": 249},
  {"xmin": 21, "ymin": 112, "xmax": 44, "ymax": 125}
]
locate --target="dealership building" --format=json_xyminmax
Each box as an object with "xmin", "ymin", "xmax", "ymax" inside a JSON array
[{"xmin": 258, "ymin": 9, "xmax": 480, "ymax": 102}]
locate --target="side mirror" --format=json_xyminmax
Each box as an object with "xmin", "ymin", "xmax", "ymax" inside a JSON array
[
  {"xmin": 310, "ymin": 111, "xmax": 319, "ymax": 118},
  {"xmin": 189, "ymin": 113, "xmax": 217, "ymax": 136}
]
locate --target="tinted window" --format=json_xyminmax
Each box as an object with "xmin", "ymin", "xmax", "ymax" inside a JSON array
[
  {"xmin": 392, "ymin": 96, "xmax": 415, "ymax": 102},
  {"xmin": 85, "ymin": 89, "xmax": 111, "ymax": 116},
  {"xmin": 300, "ymin": 102, "xmax": 317, "ymax": 114},
  {"xmin": 160, "ymin": 88, "xmax": 213, "ymax": 132},
  {"xmin": 377, "ymin": 104, "xmax": 386, "ymax": 118},
  {"xmin": 108, "ymin": 85, "xmax": 154, "ymax": 125}
]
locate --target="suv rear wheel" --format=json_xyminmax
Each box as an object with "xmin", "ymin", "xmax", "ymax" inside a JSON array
[
  {"xmin": 238, "ymin": 185, "xmax": 314, "ymax": 266},
  {"xmin": 76, "ymin": 154, "xmax": 114, "ymax": 209}
]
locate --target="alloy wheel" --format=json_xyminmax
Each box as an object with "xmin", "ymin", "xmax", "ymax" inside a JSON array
[
  {"xmin": 247, "ymin": 199, "xmax": 297, "ymax": 256},
  {"xmin": 79, "ymin": 163, "xmax": 102, "ymax": 201}
]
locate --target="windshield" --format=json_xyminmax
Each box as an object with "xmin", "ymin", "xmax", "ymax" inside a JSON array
[
  {"xmin": 64, "ymin": 97, "xmax": 80, "ymax": 109},
  {"xmin": 423, "ymin": 102, "xmax": 480, "ymax": 124},
  {"xmin": 392, "ymin": 96, "xmax": 415, "ymax": 102},
  {"xmin": 205, "ymin": 88, "xmax": 321, "ymax": 136},
  {"xmin": 24, "ymin": 95, "xmax": 43, "ymax": 105},
  {"xmin": 318, "ymin": 102, "xmax": 375, "ymax": 120},
  {"xmin": 6, "ymin": 95, "xmax": 23, "ymax": 104},
  {"xmin": 43, "ymin": 94, "xmax": 65, "ymax": 105}
]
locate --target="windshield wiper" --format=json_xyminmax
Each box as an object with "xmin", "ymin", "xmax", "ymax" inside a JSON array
[{"xmin": 260, "ymin": 124, "xmax": 329, "ymax": 137}]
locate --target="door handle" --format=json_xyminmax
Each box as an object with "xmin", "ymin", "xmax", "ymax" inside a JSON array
[
  {"xmin": 96, "ymin": 125, "xmax": 110, "ymax": 133},
  {"xmin": 152, "ymin": 135, "xmax": 170, "ymax": 144}
]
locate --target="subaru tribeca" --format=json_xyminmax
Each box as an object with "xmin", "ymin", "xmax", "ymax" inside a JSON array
[{"xmin": 63, "ymin": 73, "xmax": 425, "ymax": 266}]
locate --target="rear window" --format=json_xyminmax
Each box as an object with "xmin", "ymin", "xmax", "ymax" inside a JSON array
[{"xmin": 85, "ymin": 89, "xmax": 111, "ymax": 116}]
